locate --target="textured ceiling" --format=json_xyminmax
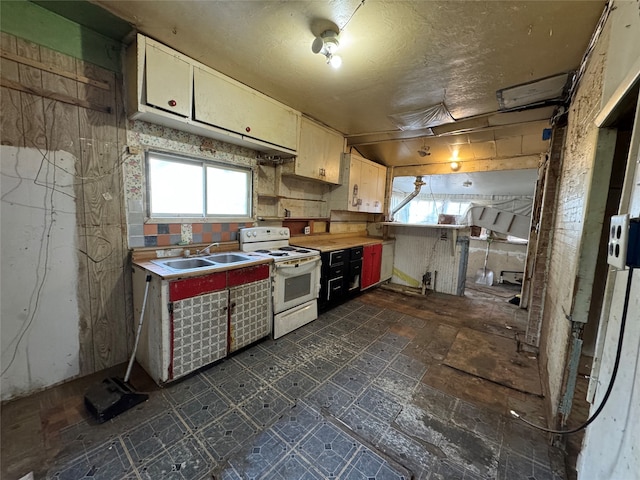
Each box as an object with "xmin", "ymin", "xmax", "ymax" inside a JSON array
[{"xmin": 93, "ymin": 0, "xmax": 605, "ymax": 167}]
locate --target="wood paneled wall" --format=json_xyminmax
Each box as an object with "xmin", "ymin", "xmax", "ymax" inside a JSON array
[{"xmin": 1, "ymin": 32, "xmax": 132, "ymax": 376}]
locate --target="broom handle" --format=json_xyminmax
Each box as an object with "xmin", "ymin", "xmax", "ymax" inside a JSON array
[
  {"xmin": 125, "ymin": 274, "xmax": 152, "ymax": 383},
  {"xmin": 483, "ymin": 241, "xmax": 490, "ymax": 274}
]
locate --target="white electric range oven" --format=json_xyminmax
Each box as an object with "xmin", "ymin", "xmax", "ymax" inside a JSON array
[{"xmin": 239, "ymin": 227, "xmax": 321, "ymax": 338}]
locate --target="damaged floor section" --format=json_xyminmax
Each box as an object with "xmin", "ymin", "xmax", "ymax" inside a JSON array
[{"xmin": 2, "ymin": 287, "xmax": 564, "ymax": 479}]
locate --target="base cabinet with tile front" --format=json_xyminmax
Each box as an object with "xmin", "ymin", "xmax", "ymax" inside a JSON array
[
  {"xmin": 227, "ymin": 266, "xmax": 272, "ymax": 352},
  {"xmin": 132, "ymin": 264, "xmax": 271, "ymax": 385}
]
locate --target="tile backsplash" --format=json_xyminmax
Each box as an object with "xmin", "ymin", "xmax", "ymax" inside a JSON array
[{"xmin": 134, "ymin": 222, "xmax": 254, "ymax": 248}]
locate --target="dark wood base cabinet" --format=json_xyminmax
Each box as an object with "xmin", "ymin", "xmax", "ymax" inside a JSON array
[{"xmin": 319, "ymin": 247, "xmax": 363, "ymax": 311}]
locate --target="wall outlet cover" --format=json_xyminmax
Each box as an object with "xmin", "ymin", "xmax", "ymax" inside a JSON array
[
  {"xmin": 304, "ymin": 226, "xmax": 311, "ymax": 235},
  {"xmin": 607, "ymin": 214, "xmax": 630, "ymax": 269}
]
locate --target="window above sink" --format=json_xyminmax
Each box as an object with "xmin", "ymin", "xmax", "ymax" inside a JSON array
[{"xmin": 146, "ymin": 150, "xmax": 253, "ymax": 223}]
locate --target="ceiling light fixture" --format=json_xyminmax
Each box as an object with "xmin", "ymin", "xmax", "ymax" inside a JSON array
[
  {"xmin": 312, "ymin": 30, "xmax": 342, "ymax": 68},
  {"xmin": 311, "ymin": 0, "xmax": 365, "ymax": 69},
  {"xmin": 450, "ymin": 161, "xmax": 461, "ymax": 171}
]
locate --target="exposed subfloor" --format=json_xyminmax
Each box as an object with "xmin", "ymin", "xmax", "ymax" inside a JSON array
[{"xmin": 1, "ymin": 286, "xmax": 565, "ymax": 480}]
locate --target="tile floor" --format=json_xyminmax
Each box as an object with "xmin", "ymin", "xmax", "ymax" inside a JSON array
[{"xmin": 2, "ymin": 288, "xmax": 566, "ymax": 480}]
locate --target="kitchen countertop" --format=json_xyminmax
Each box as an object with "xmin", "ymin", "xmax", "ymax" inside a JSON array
[
  {"xmin": 132, "ymin": 254, "xmax": 272, "ymax": 280},
  {"xmin": 290, "ymin": 234, "xmax": 387, "ymax": 253}
]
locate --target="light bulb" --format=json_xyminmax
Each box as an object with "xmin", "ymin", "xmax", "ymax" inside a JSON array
[
  {"xmin": 329, "ymin": 54, "xmax": 342, "ymax": 68},
  {"xmin": 450, "ymin": 161, "xmax": 461, "ymax": 171}
]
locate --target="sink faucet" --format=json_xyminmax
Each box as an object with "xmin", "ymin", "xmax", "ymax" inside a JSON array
[{"xmin": 196, "ymin": 242, "xmax": 219, "ymax": 255}]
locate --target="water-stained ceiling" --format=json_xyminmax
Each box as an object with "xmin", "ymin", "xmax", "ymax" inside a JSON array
[{"xmin": 93, "ymin": 0, "xmax": 605, "ymax": 168}]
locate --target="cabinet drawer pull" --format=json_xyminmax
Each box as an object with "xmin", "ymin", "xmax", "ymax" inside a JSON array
[{"xmin": 168, "ymin": 99, "xmax": 177, "ymax": 107}]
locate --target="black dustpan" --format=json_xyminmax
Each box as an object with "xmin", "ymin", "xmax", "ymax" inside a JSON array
[
  {"xmin": 84, "ymin": 274, "xmax": 152, "ymax": 423},
  {"xmin": 84, "ymin": 377, "xmax": 148, "ymax": 423}
]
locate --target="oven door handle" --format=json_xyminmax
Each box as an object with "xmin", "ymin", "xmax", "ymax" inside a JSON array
[{"xmin": 275, "ymin": 257, "xmax": 321, "ymax": 269}]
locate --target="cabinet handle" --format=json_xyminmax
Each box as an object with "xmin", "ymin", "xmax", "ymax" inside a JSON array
[
  {"xmin": 245, "ymin": 126, "xmax": 251, "ymax": 133},
  {"xmin": 168, "ymin": 99, "xmax": 177, "ymax": 107},
  {"xmin": 230, "ymin": 302, "xmax": 237, "ymax": 314}
]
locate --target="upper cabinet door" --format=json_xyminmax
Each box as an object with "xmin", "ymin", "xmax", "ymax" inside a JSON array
[
  {"xmin": 297, "ymin": 117, "xmax": 325, "ymax": 180},
  {"xmin": 193, "ymin": 66, "xmax": 251, "ymax": 133},
  {"xmin": 373, "ymin": 164, "xmax": 387, "ymax": 213},
  {"xmin": 249, "ymin": 92, "xmax": 299, "ymax": 151},
  {"xmin": 360, "ymin": 160, "xmax": 378, "ymax": 212},
  {"xmin": 322, "ymin": 127, "xmax": 344, "ymax": 184},
  {"xmin": 145, "ymin": 43, "xmax": 191, "ymax": 117},
  {"xmin": 193, "ymin": 67, "xmax": 298, "ymax": 150},
  {"xmin": 296, "ymin": 117, "xmax": 343, "ymax": 183},
  {"xmin": 347, "ymin": 156, "xmax": 362, "ymax": 212}
]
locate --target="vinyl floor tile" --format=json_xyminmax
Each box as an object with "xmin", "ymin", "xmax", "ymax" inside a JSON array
[
  {"xmin": 5, "ymin": 292, "xmax": 568, "ymax": 480},
  {"xmin": 197, "ymin": 408, "xmax": 258, "ymax": 462}
]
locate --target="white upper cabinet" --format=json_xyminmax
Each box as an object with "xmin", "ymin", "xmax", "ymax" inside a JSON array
[
  {"xmin": 193, "ymin": 67, "xmax": 298, "ymax": 151},
  {"xmin": 329, "ymin": 153, "xmax": 387, "ymax": 213},
  {"xmin": 287, "ymin": 117, "xmax": 344, "ymax": 184},
  {"xmin": 126, "ymin": 34, "xmax": 300, "ymax": 155},
  {"xmin": 346, "ymin": 154, "xmax": 362, "ymax": 212},
  {"xmin": 144, "ymin": 43, "xmax": 191, "ymax": 117}
]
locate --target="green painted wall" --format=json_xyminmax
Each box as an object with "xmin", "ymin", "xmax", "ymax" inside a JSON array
[{"xmin": 0, "ymin": 0, "xmax": 123, "ymax": 72}]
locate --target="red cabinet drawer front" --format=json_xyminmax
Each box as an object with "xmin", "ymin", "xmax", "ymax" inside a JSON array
[
  {"xmin": 227, "ymin": 264, "xmax": 270, "ymax": 287},
  {"xmin": 169, "ymin": 272, "xmax": 227, "ymax": 301}
]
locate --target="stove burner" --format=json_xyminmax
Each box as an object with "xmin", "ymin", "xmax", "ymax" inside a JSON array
[
  {"xmin": 270, "ymin": 252, "xmax": 289, "ymax": 257},
  {"xmin": 255, "ymin": 249, "xmax": 270, "ymax": 254},
  {"xmin": 296, "ymin": 249, "xmax": 311, "ymax": 253},
  {"xmin": 279, "ymin": 246, "xmax": 296, "ymax": 251}
]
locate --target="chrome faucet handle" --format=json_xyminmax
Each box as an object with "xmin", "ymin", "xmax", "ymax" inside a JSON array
[{"xmin": 196, "ymin": 242, "xmax": 219, "ymax": 255}]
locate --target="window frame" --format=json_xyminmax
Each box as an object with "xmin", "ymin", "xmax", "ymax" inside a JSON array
[{"xmin": 145, "ymin": 150, "xmax": 253, "ymax": 223}]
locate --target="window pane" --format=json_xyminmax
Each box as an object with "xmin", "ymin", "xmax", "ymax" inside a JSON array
[
  {"xmin": 149, "ymin": 157, "xmax": 203, "ymax": 215},
  {"xmin": 443, "ymin": 201, "xmax": 471, "ymax": 215},
  {"xmin": 206, "ymin": 166, "xmax": 250, "ymax": 216}
]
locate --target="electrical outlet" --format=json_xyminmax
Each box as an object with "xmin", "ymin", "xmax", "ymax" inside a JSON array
[
  {"xmin": 304, "ymin": 226, "xmax": 311, "ymax": 235},
  {"xmin": 607, "ymin": 214, "xmax": 630, "ymax": 269}
]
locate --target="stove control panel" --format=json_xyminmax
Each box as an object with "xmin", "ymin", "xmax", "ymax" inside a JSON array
[{"xmin": 240, "ymin": 227, "xmax": 290, "ymax": 244}]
